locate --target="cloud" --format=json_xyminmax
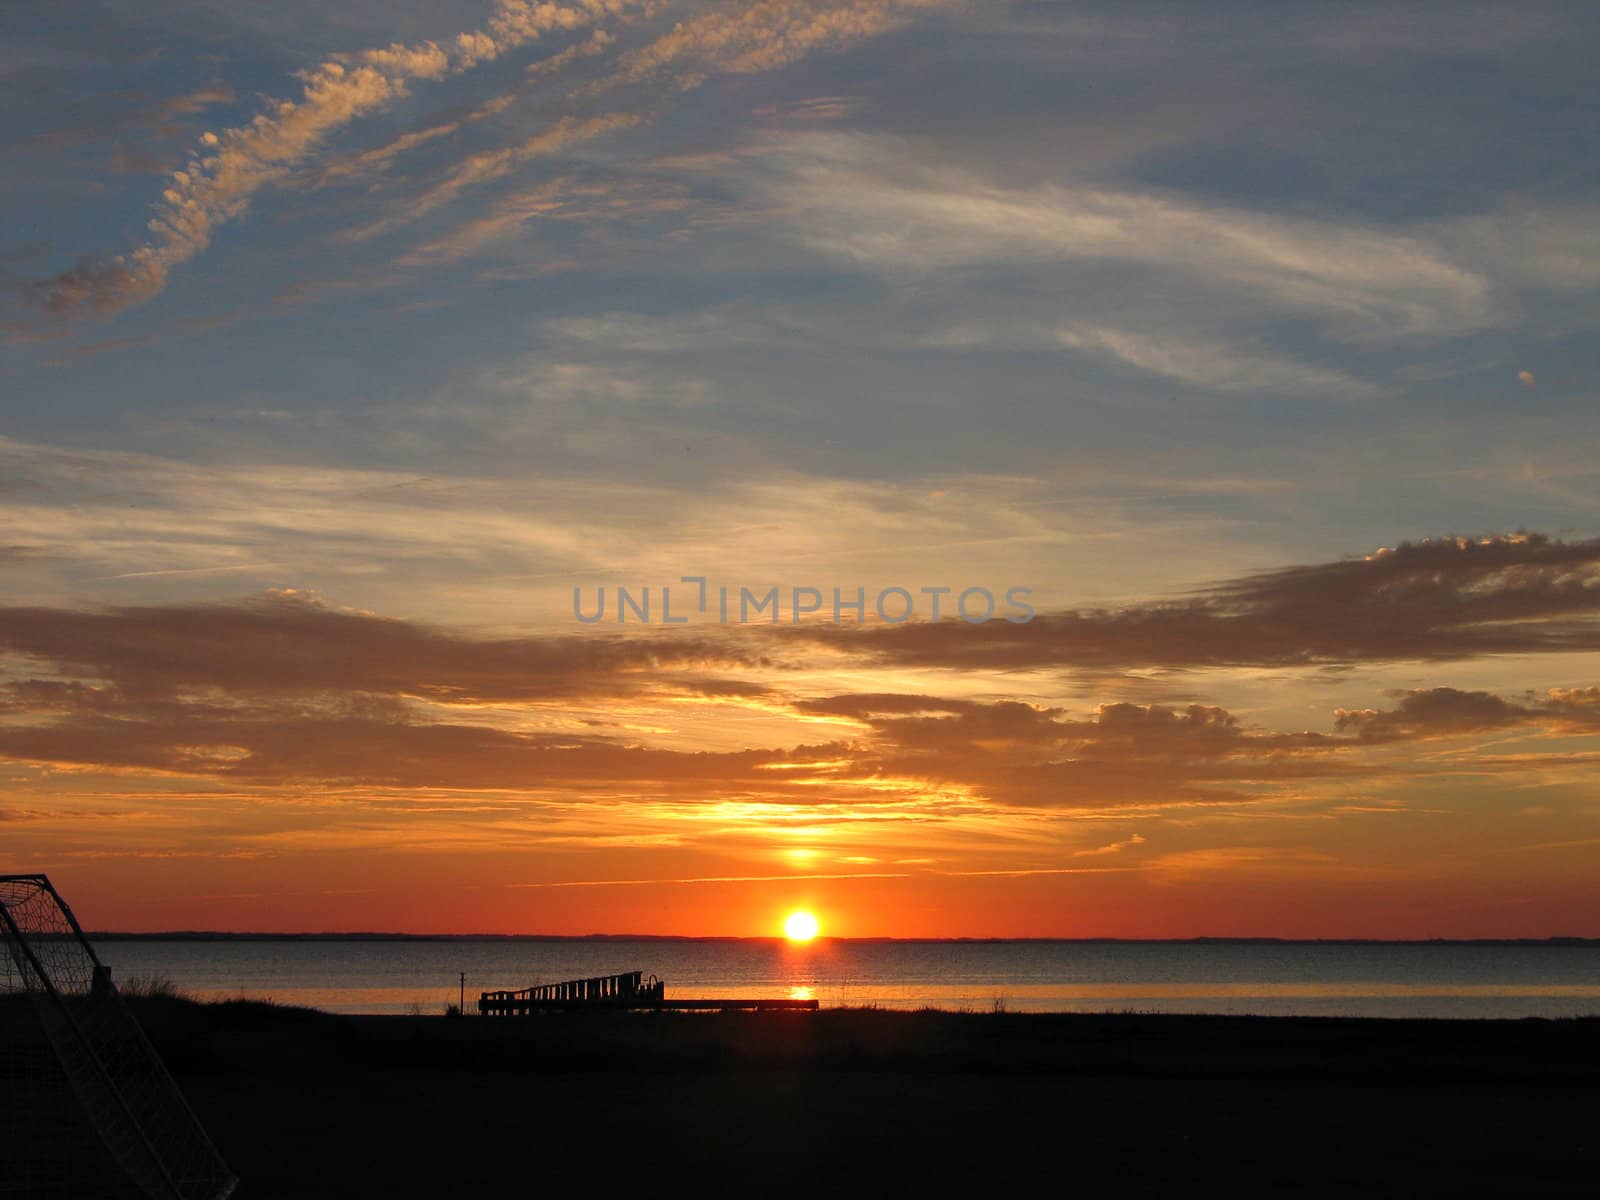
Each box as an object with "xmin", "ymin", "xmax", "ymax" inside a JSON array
[
  {"xmin": 6, "ymin": 432, "xmax": 1597, "ymax": 671},
  {"xmin": 365, "ymin": 2, "xmax": 965, "ymax": 252},
  {"xmin": 1335, "ymin": 688, "xmax": 1529, "ymax": 742},
  {"xmin": 1144, "ymin": 845, "xmax": 1344, "ymax": 881},
  {"xmin": 0, "ymin": 433, "xmax": 1191, "ymax": 627},
  {"xmin": 802, "ymin": 693, "xmax": 1332, "ymax": 763},
  {"xmin": 0, "ymin": 583, "xmax": 1349, "ymax": 806},
  {"xmin": 308, "ymin": 29, "xmax": 618, "ymax": 192},
  {"xmin": 306, "ymin": 93, "xmax": 515, "ymax": 189},
  {"xmin": 1075, "ymin": 833, "xmax": 1146, "ymax": 857},
  {"xmin": 0, "ymin": 707, "xmax": 819, "ymax": 791},
  {"xmin": 25, "ymin": 1, "xmax": 636, "ymax": 315},
  {"xmin": 272, "ymin": 270, "xmax": 408, "ymax": 306},
  {"xmin": 1336, "ymin": 685, "xmax": 1600, "ymax": 743},
  {"xmin": 748, "ymin": 132, "xmax": 1496, "ymax": 340},
  {"xmin": 541, "ymin": 308, "xmax": 791, "ymax": 352},
  {"xmin": 0, "ymin": 636, "xmax": 1354, "ymax": 807},
  {"xmin": 0, "ymin": 544, "xmax": 52, "ymax": 562},
  {"xmin": 1436, "ymin": 204, "xmax": 1600, "ymax": 292},
  {"xmin": 0, "ymin": 590, "xmax": 760, "ymax": 705},
  {"xmin": 1055, "ymin": 323, "xmax": 1384, "ymax": 400},
  {"xmin": 958, "ymin": 2, "xmax": 1574, "ymax": 63},
  {"xmin": 24, "ymin": 1, "xmax": 965, "ymax": 317},
  {"xmin": 535, "ymin": 303, "xmax": 1384, "ymax": 402},
  {"xmin": 608, "ymin": 0, "xmax": 953, "ymax": 86},
  {"xmin": 797, "ymin": 532, "xmax": 1600, "ymax": 672},
  {"xmin": 2, "ymin": 594, "xmax": 1597, "ymax": 814},
  {"xmin": 348, "ymin": 111, "xmax": 648, "ymax": 242},
  {"xmin": 507, "ymin": 870, "xmax": 912, "ymax": 888},
  {"xmin": 392, "ymin": 169, "xmax": 694, "ymax": 268},
  {"xmin": 754, "ymin": 96, "xmax": 863, "ymax": 124},
  {"xmin": 788, "ymin": 692, "xmax": 1356, "ymax": 811},
  {"xmin": 1543, "ymin": 687, "xmax": 1600, "ymax": 716}
]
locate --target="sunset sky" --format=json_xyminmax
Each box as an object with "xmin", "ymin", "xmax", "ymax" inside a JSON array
[{"xmin": 3, "ymin": 1, "xmax": 1599, "ymax": 937}]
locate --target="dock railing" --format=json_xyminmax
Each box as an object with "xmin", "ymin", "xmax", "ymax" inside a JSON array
[
  {"xmin": 478, "ymin": 971, "xmax": 818, "ymax": 1015},
  {"xmin": 479, "ymin": 971, "xmax": 662, "ymax": 1015}
]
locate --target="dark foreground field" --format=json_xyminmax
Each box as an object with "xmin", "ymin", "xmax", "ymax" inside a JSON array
[{"xmin": 115, "ymin": 1001, "xmax": 1600, "ymax": 1195}]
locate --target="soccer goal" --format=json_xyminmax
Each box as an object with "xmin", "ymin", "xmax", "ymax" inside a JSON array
[{"xmin": 1, "ymin": 874, "xmax": 237, "ymax": 1199}]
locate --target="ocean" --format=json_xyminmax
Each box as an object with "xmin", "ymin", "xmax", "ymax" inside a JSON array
[{"xmin": 90, "ymin": 937, "xmax": 1600, "ymax": 1019}]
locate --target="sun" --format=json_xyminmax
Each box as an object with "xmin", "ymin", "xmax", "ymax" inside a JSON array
[{"xmin": 783, "ymin": 910, "xmax": 820, "ymax": 942}]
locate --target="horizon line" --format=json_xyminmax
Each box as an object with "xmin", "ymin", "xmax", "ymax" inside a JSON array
[{"xmin": 81, "ymin": 931, "xmax": 1600, "ymax": 946}]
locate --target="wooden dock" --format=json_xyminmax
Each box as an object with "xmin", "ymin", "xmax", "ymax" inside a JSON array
[{"xmin": 478, "ymin": 970, "xmax": 818, "ymax": 1015}]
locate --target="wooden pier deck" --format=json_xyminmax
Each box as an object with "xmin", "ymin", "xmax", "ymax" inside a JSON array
[{"xmin": 478, "ymin": 970, "xmax": 818, "ymax": 1016}]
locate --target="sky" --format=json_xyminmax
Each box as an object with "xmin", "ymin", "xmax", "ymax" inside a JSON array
[{"xmin": 2, "ymin": 0, "xmax": 1599, "ymax": 937}]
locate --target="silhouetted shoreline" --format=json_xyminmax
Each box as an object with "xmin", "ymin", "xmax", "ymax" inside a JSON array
[{"xmin": 126, "ymin": 996, "xmax": 1597, "ymax": 1197}]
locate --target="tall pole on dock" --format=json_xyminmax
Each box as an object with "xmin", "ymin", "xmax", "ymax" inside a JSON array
[{"xmin": 459, "ymin": 972, "xmax": 466, "ymax": 1013}]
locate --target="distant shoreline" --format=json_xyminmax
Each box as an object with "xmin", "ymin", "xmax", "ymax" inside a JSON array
[{"xmin": 83, "ymin": 931, "xmax": 1600, "ymax": 945}]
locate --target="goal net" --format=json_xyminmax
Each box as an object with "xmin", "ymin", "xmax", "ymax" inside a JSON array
[{"xmin": 1, "ymin": 874, "xmax": 237, "ymax": 1199}]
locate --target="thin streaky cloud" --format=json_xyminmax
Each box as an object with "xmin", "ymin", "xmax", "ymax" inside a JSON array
[
  {"xmin": 346, "ymin": 111, "xmax": 650, "ymax": 242},
  {"xmin": 1056, "ymin": 324, "xmax": 1385, "ymax": 401},
  {"xmin": 358, "ymin": 1, "xmax": 968, "ymax": 248},
  {"xmin": 930, "ymin": 866, "xmax": 1143, "ymax": 878},
  {"xmin": 506, "ymin": 870, "xmax": 914, "ymax": 888},
  {"xmin": 25, "ymin": 0, "xmax": 645, "ymax": 316},
  {"xmin": 753, "ymin": 132, "xmax": 1496, "ymax": 340},
  {"xmin": 23, "ymin": 0, "xmax": 967, "ymax": 318},
  {"xmin": 102, "ymin": 563, "xmax": 289, "ymax": 580}
]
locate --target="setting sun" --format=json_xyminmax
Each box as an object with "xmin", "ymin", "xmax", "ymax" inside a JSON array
[{"xmin": 784, "ymin": 911, "xmax": 820, "ymax": 942}]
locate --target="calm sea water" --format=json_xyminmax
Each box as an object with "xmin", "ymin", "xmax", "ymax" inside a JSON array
[{"xmin": 90, "ymin": 939, "xmax": 1600, "ymax": 1019}]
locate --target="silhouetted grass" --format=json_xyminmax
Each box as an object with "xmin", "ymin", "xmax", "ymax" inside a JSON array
[
  {"xmin": 109, "ymin": 999, "xmax": 1600, "ymax": 1196},
  {"xmin": 118, "ymin": 973, "xmax": 183, "ymax": 1000}
]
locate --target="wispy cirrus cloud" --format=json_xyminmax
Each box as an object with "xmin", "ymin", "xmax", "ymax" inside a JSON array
[
  {"xmin": 304, "ymin": 87, "xmax": 525, "ymax": 189},
  {"xmin": 536, "ymin": 303, "xmax": 1384, "ymax": 403},
  {"xmin": 747, "ymin": 132, "xmax": 1497, "ymax": 340},
  {"xmin": 352, "ymin": 0, "xmax": 966, "ymax": 249},
  {"xmin": 22, "ymin": 0, "xmax": 967, "ymax": 319},
  {"xmin": 24, "ymin": 0, "xmax": 642, "ymax": 316},
  {"xmin": 1054, "ymin": 324, "xmax": 1386, "ymax": 401},
  {"xmin": 1434, "ymin": 204, "xmax": 1600, "ymax": 292},
  {"xmin": 540, "ymin": 307, "xmax": 791, "ymax": 352},
  {"xmin": 603, "ymin": 0, "xmax": 955, "ymax": 86},
  {"xmin": 391, "ymin": 170, "xmax": 694, "ymax": 268},
  {"xmin": 346, "ymin": 111, "xmax": 650, "ymax": 242}
]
